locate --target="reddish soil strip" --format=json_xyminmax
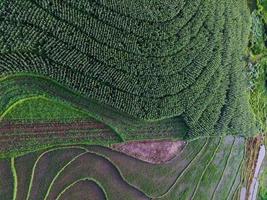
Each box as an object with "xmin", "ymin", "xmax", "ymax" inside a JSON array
[
  {"xmin": 0, "ymin": 121, "xmax": 107, "ymax": 134},
  {"xmin": 0, "ymin": 129, "xmax": 112, "ymax": 139},
  {"xmin": 58, "ymin": 179, "xmax": 106, "ymax": 200},
  {"xmin": 111, "ymin": 139, "xmax": 186, "ymax": 164},
  {"xmin": 0, "ymin": 121, "xmax": 118, "ymax": 153},
  {"xmin": 0, "ymin": 132, "xmax": 117, "ymax": 153}
]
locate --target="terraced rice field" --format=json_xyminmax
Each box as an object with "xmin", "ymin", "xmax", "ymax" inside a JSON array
[
  {"xmin": 0, "ymin": 0, "xmax": 262, "ymax": 199},
  {"xmin": 0, "ymin": 136, "xmax": 246, "ymax": 200}
]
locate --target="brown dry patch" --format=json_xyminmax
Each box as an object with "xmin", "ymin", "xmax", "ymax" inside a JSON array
[
  {"xmin": 245, "ymin": 135, "xmax": 264, "ymax": 197},
  {"xmin": 111, "ymin": 139, "xmax": 186, "ymax": 164}
]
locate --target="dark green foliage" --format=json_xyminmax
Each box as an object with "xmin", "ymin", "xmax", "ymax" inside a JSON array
[
  {"xmin": 0, "ymin": 0, "xmax": 256, "ymax": 137},
  {"xmin": 250, "ymin": 10, "xmax": 266, "ymax": 54}
]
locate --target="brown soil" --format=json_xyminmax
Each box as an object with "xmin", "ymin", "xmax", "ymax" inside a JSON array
[
  {"xmin": 111, "ymin": 139, "xmax": 186, "ymax": 164},
  {"xmin": 15, "ymin": 152, "xmax": 42, "ymax": 200},
  {"xmin": 0, "ymin": 159, "xmax": 13, "ymax": 199},
  {"xmin": 58, "ymin": 179, "xmax": 106, "ymax": 200},
  {"xmin": 0, "ymin": 121, "xmax": 107, "ymax": 134}
]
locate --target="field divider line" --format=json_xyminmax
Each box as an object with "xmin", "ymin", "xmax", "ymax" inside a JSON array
[
  {"xmin": 211, "ymin": 136, "xmax": 236, "ymax": 200},
  {"xmin": 11, "ymin": 157, "xmax": 17, "ymax": 200},
  {"xmin": 0, "ymin": 74, "xmax": 124, "ymax": 142},
  {"xmin": 43, "ymin": 151, "xmax": 89, "ymax": 200},
  {"xmin": 86, "ymin": 150, "xmax": 153, "ymax": 199},
  {"xmin": 55, "ymin": 177, "xmax": 108, "ymax": 200},
  {"xmin": 25, "ymin": 146, "xmax": 87, "ymax": 200},
  {"xmin": 0, "ymin": 95, "xmax": 44, "ymax": 122},
  {"xmin": 226, "ymin": 142, "xmax": 246, "ymax": 200},
  {"xmin": 44, "ymin": 150, "xmax": 150, "ymax": 200},
  {"xmin": 155, "ymin": 138, "xmax": 209, "ymax": 199},
  {"xmin": 190, "ymin": 137, "xmax": 222, "ymax": 200}
]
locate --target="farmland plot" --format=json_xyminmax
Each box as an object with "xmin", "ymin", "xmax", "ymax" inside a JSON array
[
  {"xmin": 0, "ymin": 136, "xmax": 246, "ymax": 200},
  {"xmin": 0, "ymin": 0, "xmax": 261, "ymax": 199}
]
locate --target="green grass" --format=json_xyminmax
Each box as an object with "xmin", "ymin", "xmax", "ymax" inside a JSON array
[
  {"xmin": 0, "ymin": 96, "xmax": 91, "ymax": 123},
  {"xmin": 258, "ymin": 0, "xmax": 267, "ymax": 23},
  {"xmin": 250, "ymin": 58, "xmax": 267, "ymax": 131},
  {"xmin": 259, "ymin": 168, "xmax": 267, "ymax": 200}
]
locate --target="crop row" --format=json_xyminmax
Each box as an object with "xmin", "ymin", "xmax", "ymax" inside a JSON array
[{"xmin": 0, "ymin": 0, "xmax": 256, "ymax": 137}]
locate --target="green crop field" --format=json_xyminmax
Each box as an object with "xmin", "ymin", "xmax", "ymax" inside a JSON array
[{"xmin": 0, "ymin": 0, "xmax": 265, "ymax": 199}]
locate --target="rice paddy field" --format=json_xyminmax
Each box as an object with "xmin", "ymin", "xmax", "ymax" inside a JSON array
[{"xmin": 0, "ymin": 0, "xmax": 265, "ymax": 199}]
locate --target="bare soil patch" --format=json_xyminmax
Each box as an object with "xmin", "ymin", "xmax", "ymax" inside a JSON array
[{"xmin": 111, "ymin": 139, "xmax": 186, "ymax": 164}]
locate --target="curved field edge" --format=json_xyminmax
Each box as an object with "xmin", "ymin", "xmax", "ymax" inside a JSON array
[
  {"xmin": 0, "ymin": 73, "xmax": 188, "ymax": 133},
  {"xmin": 0, "ymin": 94, "xmax": 123, "ymax": 157},
  {"xmin": 55, "ymin": 178, "xmax": 108, "ymax": 200},
  {"xmin": 0, "ymin": 136, "xmax": 247, "ymax": 200},
  {"xmin": 10, "ymin": 157, "xmax": 17, "ymax": 200},
  {"xmin": 0, "ymin": 73, "xmax": 188, "ymax": 158},
  {"xmin": 0, "ymin": 0, "xmax": 256, "ymax": 139},
  {"xmin": 25, "ymin": 146, "xmax": 88, "ymax": 200},
  {"xmin": 0, "ymin": 95, "xmax": 92, "ymax": 123}
]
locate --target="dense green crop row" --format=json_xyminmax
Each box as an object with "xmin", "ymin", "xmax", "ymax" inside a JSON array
[{"xmin": 0, "ymin": 0, "xmax": 257, "ymax": 136}]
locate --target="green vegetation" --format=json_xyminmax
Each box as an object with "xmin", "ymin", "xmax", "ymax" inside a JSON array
[
  {"xmin": 0, "ymin": 0, "xmax": 262, "ymax": 199},
  {"xmin": 249, "ymin": 58, "xmax": 267, "ymax": 131},
  {"xmin": 0, "ymin": 0, "xmax": 256, "ymax": 138},
  {"xmin": 0, "ymin": 74, "xmax": 188, "ymax": 158},
  {"xmin": 0, "ymin": 96, "xmax": 91, "ymax": 123},
  {"xmin": 258, "ymin": 0, "xmax": 267, "ymax": 23},
  {"xmin": 260, "ymin": 168, "xmax": 267, "ymax": 200},
  {"xmin": 247, "ymin": 1, "xmax": 267, "ymax": 198}
]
